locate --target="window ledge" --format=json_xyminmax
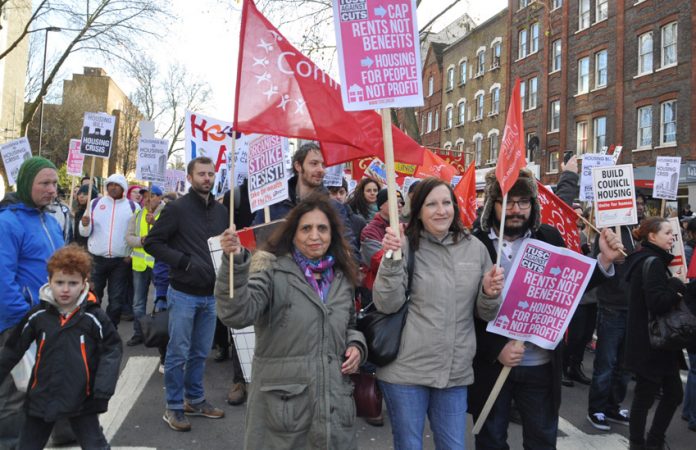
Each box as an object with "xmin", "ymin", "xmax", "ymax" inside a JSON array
[
  {"xmin": 592, "ymin": 18, "xmax": 608, "ymax": 27},
  {"xmin": 458, "ymin": 81, "xmax": 466, "ymax": 87},
  {"xmin": 525, "ymin": 105, "xmax": 538, "ymax": 112},
  {"xmin": 656, "ymin": 63, "xmax": 678, "ymax": 72},
  {"xmin": 591, "ymin": 85, "xmax": 607, "ymax": 93},
  {"xmin": 488, "ymin": 111, "xmax": 500, "ymax": 117},
  {"xmin": 445, "ymin": 87, "xmax": 454, "ymax": 93},
  {"xmin": 634, "ymin": 71, "xmax": 653, "ymax": 79},
  {"xmin": 575, "ymin": 26, "xmax": 590, "ymax": 35},
  {"xmin": 549, "ymin": 69, "xmax": 561, "ymax": 75},
  {"xmin": 514, "ymin": 55, "xmax": 529, "ymax": 63},
  {"xmin": 547, "ymin": 130, "xmax": 560, "ymax": 135},
  {"xmin": 574, "ymin": 91, "xmax": 590, "ymax": 98},
  {"xmin": 633, "ymin": 0, "xmax": 648, "ymax": 5},
  {"xmin": 633, "ymin": 146, "xmax": 653, "ymax": 152},
  {"xmin": 546, "ymin": 171, "xmax": 559, "ymax": 175},
  {"xmin": 655, "ymin": 143, "xmax": 677, "ymax": 149}
]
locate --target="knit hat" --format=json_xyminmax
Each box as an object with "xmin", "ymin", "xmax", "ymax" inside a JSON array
[
  {"xmin": 480, "ymin": 169, "xmax": 541, "ymax": 232},
  {"xmin": 376, "ymin": 188, "xmax": 389, "ymax": 209},
  {"xmin": 105, "ymin": 174, "xmax": 128, "ymax": 194},
  {"xmin": 16, "ymin": 157, "xmax": 57, "ymax": 207},
  {"xmin": 126, "ymin": 184, "xmax": 142, "ymax": 200}
]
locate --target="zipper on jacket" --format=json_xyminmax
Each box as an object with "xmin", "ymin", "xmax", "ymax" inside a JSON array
[
  {"xmin": 108, "ymin": 200, "xmax": 117, "ymax": 257},
  {"xmin": 39, "ymin": 214, "xmax": 58, "ymax": 252},
  {"xmin": 31, "ymin": 332, "xmax": 46, "ymax": 390},
  {"xmin": 80, "ymin": 335, "xmax": 91, "ymax": 396}
]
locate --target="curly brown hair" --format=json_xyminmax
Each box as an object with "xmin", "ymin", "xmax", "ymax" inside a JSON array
[{"xmin": 47, "ymin": 244, "xmax": 92, "ymax": 280}]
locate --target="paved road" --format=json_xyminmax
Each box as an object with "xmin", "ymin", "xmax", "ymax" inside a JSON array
[{"xmin": 47, "ymin": 321, "xmax": 694, "ymax": 449}]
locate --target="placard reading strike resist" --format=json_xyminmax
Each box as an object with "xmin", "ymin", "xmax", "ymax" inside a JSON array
[
  {"xmin": 333, "ymin": 0, "xmax": 423, "ymax": 111},
  {"xmin": 247, "ymin": 135, "xmax": 289, "ymax": 212},
  {"xmin": 592, "ymin": 164, "xmax": 637, "ymax": 228}
]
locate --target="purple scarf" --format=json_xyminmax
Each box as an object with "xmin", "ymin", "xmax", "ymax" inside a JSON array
[{"xmin": 292, "ymin": 248, "xmax": 335, "ymax": 303}]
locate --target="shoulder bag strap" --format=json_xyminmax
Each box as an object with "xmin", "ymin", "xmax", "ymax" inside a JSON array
[{"xmin": 405, "ymin": 247, "xmax": 415, "ymax": 298}]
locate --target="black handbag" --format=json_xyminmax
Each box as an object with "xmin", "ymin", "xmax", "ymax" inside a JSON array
[
  {"xmin": 138, "ymin": 308, "xmax": 169, "ymax": 348},
  {"xmin": 643, "ymin": 257, "xmax": 696, "ymax": 350},
  {"xmin": 357, "ymin": 248, "xmax": 415, "ymax": 367}
]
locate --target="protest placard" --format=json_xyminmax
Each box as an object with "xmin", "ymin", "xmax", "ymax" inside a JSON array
[
  {"xmin": 136, "ymin": 138, "xmax": 168, "ymax": 183},
  {"xmin": 332, "ymin": 0, "xmax": 423, "ymax": 111},
  {"xmin": 66, "ymin": 139, "xmax": 84, "ymax": 176},
  {"xmin": 486, "ymin": 239, "xmax": 596, "ymax": 350},
  {"xmin": 592, "ymin": 164, "xmax": 637, "ymax": 228},
  {"xmin": 0, "ymin": 137, "xmax": 32, "ymax": 185},
  {"xmin": 579, "ymin": 154, "xmax": 613, "ymax": 201},
  {"xmin": 364, "ymin": 158, "xmax": 387, "ymax": 186},
  {"xmin": 653, "ymin": 156, "xmax": 681, "ymax": 200},
  {"xmin": 165, "ymin": 169, "xmax": 187, "ymax": 196},
  {"xmin": 667, "ymin": 217, "xmax": 687, "ymax": 281},
  {"xmin": 323, "ymin": 164, "xmax": 345, "ymax": 187},
  {"xmin": 79, "ymin": 112, "xmax": 116, "ymax": 158},
  {"xmin": 247, "ymin": 134, "xmax": 289, "ymax": 212},
  {"xmin": 185, "ymin": 111, "xmax": 235, "ymax": 196}
]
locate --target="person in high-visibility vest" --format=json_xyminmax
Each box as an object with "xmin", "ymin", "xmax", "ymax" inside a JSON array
[{"xmin": 125, "ymin": 185, "xmax": 165, "ymax": 346}]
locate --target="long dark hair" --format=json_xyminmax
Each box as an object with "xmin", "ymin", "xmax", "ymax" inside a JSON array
[
  {"xmin": 633, "ymin": 217, "xmax": 669, "ymax": 243},
  {"xmin": 263, "ymin": 193, "xmax": 358, "ymax": 286},
  {"xmin": 347, "ymin": 178, "xmax": 381, "ymax": 219},
  {"xmin": 405, "ymin": 177, "xmax": 467, "ymax": 250}
]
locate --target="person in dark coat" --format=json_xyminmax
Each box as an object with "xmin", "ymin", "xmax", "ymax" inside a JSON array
[{"xmin": 624, "ymin": 217, "xmax": 687, "ymax": 450}]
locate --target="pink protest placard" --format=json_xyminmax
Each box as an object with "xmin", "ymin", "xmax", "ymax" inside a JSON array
[
  {"xmin": 333, "ymin": 0, "xmax": 423, "ymax": 111},
  {"xmin": 486, "ymin": 239, "xmax": 596, "ymax": 350},
  {"xmin": 66, "ymin": 139, "xmax": 84, "ymax": 176}
]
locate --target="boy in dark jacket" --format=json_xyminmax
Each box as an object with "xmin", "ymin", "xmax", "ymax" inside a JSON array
[{"xmin": 0, "ymin": 245, "xmax": 122, "ymax": 449}]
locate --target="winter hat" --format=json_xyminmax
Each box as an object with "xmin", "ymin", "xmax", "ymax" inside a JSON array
[
  {"xmin": 105, "ymin": 174, "xmax": 128, "ymax": 195},
  {"xmin": 149, "ymin": 185, "xmax": 164, "ymax": 196},
  {"xmin": 480, "ymin": 169, "xmax": 541, "ymax": 232},
  {"xmin": 376, "ymin": 188, "xmax": 389, "ymax": 209},
  {"xmin": 16, "ymin": 157, "xmax": 57, "ymax": 207},
  {"xmin": 126, "ymin": 184, "xmax": 143, "ymax": 200}
]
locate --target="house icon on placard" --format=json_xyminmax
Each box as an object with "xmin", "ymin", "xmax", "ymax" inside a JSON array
[
  {"xmin": 495, "ymin": 315, "xmax": 510, "ymax": 329},
  {"xmin": 348, "ymin": 84, "xmax": 365, "ymax": 102}
]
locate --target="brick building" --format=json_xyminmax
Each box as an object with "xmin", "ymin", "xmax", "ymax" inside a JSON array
[{"xmin": 417, "ymin": 42, "xmax": 447, "ymax": 148}]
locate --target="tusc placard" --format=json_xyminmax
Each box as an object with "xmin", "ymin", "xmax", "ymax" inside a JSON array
[{"xmin": 333, "ymin": 0, "xmax": 423, "ymax": 111}]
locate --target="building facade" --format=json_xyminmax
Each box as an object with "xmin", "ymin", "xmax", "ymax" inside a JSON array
[
  {"xmin": 0, "ymin": 0, "xmax": 31, "ymax": 144},
  {"xmin": 418, "ymin": 42, "xmax": 447, "ymax": 149}
]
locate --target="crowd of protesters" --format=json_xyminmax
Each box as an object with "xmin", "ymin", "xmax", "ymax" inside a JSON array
[{"xmin": 0, "ymin": 149, "xmax": 695, "ymax": 450}]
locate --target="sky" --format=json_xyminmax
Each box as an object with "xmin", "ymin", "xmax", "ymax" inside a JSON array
[{"xmin": 59, "ymin": 0, "xmax": 507, "ymax": 123}]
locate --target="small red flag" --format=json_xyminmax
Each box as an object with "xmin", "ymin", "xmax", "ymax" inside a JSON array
[
  {"xmin": 454, "ymin": 162, "xmax": 478, "ymax": 228},
  {"xmin": 234, "ymin": 0, "xmax": 424, "ymax": 167},
  {"xmin": 495, "ymin": 78, "xmax": 527, "ymax": 196},
  {"xmin": 414, "ymin": 149, "xmax": 458, "ymax": 183},
  {"xmin": 536, "ymin": 181, "xmax": 582, "ymax": 253}
]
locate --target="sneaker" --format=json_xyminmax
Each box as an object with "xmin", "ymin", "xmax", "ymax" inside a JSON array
[
  {"xmin": 158, "ymin": 363, "xmax": 165, "ymax": 374},
  {"xmin": 126, "ymin": 335, "xmax": 143, "ymax": 347},
  {"xmin": 227, "ymin": 382, "xmax": 247, "ymax": 406},
  {"xmin": 587, "ymin": 412, "xmax": 611, "ymax": 431},
  {"xmin": 184, "ymin": 400, "xmax": 225, "ymax": 418},
  {"xmin": 163, "ymin": 409, "xmax": 191, "ymax": 432},
  {"xmin": 606, "ymin": 408, "xmax": 630, "ymax": 425}
]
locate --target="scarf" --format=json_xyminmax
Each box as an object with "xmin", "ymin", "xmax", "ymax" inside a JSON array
[{"xmin": 292, "ymin": 247, "xmax": 335, "ymax": 303}]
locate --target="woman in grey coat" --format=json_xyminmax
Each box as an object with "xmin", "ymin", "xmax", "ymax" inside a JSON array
[{"xmin": 215, "ymin": 194, "xmax": 367, "ymax": 449}]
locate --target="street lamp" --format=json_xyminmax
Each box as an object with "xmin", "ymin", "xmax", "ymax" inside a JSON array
[{"xmin": 37, "ymin": 26, "xmax": 62, "ymax": 157}]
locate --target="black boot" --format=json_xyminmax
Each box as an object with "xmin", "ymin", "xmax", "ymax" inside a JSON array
[
  {"xmin": 561, "ymin": 367, "xmax": 575, "ymax": 387},
  {"xmin": 568, "ymin": 362, "xmax": 591, "ymax": 385}
]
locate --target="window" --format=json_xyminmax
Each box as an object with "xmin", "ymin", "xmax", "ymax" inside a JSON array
[
  {"xmin": 446, "ymin": 106, "xmax": 453, "ymax": 129},
  {"xmin": 638, "ymin": 32, "xmax": 653, "ymax": 75},
  {"xmin": 446, "ymin": 67, "xmax": 455, "ymax": 91},
  {"xmin": 660, "ymin": 100, "xmax": 677, "ymax": 145},
  {"xmin": 420, "ymin": 115, "xmax": 426, "ymax": 135},
  {"xmin": 475, "ymin": 93, "xmax": 484, "ymax": 119},
  {"xmin": 520, "ymin": 80, "xmax": 526, "ymax": 111},
  {"xmin": 530, "ymin": 23, "xmax": 539, "ymax": 53},
  {"xmin": 576, "ymin": 121, "xmax": 588, "ymax": 154},
  {"xmin": 552, "ymin": 39, "xmax": 562, "ymax": 72},
  {"xmin": 528, "ymin": 77, "xmax": 538, "ymax": 109},
  {"xmin": 637, "ymin": 106, "xmax": 652, "ymax": 148},
  {"xmin": 474, "ymin": 136, "xmax": 483, "ymax": 166},
  {"xmin": 661, "ymin": 22, "xmax": 678, "ymax": 67},
  {"xmin": 518, "ymin": 29, "xmax": 528, "ymax": 59},
  {"xmin": 458, "ymin": 101, "xmax": 466, "ymax": 125},
  {"xmin": 428, "ymin": 76, "xmax": 434, "ymax": 96},
  {"xmin": 549, "ymin": 152, "xmax": 559, "ymax": 173},
  {"xmin": 519, "ymin": 0, "xmax": 530, "ymax": 8},
  {"xmin": 434, "ymin": 110, "xmax": 440, "ymax": 131},
  {"xmin": 476, "ymin": 50, "xmax": 485, "ymax": 75},
  {"xmin": 593, "ymin": 116, "xmax": 606, "ymax": 152},
  {"xmin": 579, "ymin": 0, "xmax": 590, "ymax": 30},
  {"xmin": 459, "ymin": 60, "xmax": 467, "ymax": 84},
  {"xmin": 595, "ymin": 50, "xmax": 607, "ymax": 88},
  {"xmin": 549, "ymin": 100, "xmax": 560, "ymax": 131},
  {"xmin": 426, "ymin": 111, "xmax": 433, "ymax": 133},
  {"xmin": 596, "ymin": 0, "xmax": 608, "ymax": 22},
  {"xmin": 577, "ymin": 56, "xmax": 590, "ymax": 94},
  {"xmin": 526, "ymin": 132, "xmax": 538, "ymax": 162},
  {"xmin": 492, "ymin": 42, "xmax": 501, "ymax": 68},
  {"xmin": 491, "ymin": 87, "xmax": 500, "ymax": 114},
  {"xmin": 553, "ymin": 0, "xmax": 562, "ymax": 9},
  {"xmin": 489, "ymin": 133, "xmax": 499, "ymax": 162}
]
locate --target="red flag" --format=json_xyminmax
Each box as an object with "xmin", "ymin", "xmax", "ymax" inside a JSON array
[
  {"xmin": 495, "ymin": 78, "xmax": 527, "ymax": 196},
  {"xmin": 234, "ymin": 0, "xmax": 424, "ymax": 167},
  {"xmin": 687, "ymin": 251, "xmax": 696, "ymax": 279},
  {"xmin": 536, "ymin": 181, "xmax": 582, "ymax": 253},
  {"xmin": 454, "ymin": 163, "xmax": 478, "ymax": 228},
  {"xmin": 414, "ymin": 149, "xmax": 458, "ymax": 183}
]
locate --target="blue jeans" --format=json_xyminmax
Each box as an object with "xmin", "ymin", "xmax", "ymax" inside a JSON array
[
  {"xmin": 683, "ymin": 352, "xmax": 696, "ymax": 427},
  {"xmin": 475, "ymin": 364, "xmax": 557, "ymax": 450},
  {"xmin": 91, "ymin": 255, "xmax": 130, "ymax": 327},
  {"xmin": 164, "ymin": 287, "xmax": 217, "ymax": 410},
  {"xmin": 379, "ymin": 380, "xmax": 468, "ymax": 450},
  {"xmin": 131, "ymin": 268, "xmax": 153, "ymax": 337},
  {"xmin": 588, "ymin": 307, "xmax": 630, "ymax": 414}
]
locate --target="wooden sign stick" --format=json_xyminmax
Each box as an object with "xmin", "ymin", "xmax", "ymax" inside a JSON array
[{"xmin": 381, "ymin": 108, "xmax": 402, "ymax": 261}]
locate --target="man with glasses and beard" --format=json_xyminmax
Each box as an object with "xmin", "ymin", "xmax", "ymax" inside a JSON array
[{"xmin": 468, "ymin": 169, "xmax": 624, "ymax": 450}]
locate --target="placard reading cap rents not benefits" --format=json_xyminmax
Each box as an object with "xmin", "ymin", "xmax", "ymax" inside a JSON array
[
  {"xmin": 592, "ymin": 164, "xmax": 637, "ymax": 228},
  {"xmin": 333, "ymin": 0, "xmax": 423, "ymax": 111},
  {"xmin": 79, "ymin": 112, "xmax": 116, "ymax": 158}
]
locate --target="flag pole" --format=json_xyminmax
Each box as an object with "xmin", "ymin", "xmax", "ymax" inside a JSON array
[
  {"xmin": 381, "ymin": 108, "xmax": 401, "ymax": 261},
  {"xmin": 68, "ymin": 176, "xmax": 76, "ymax": 212},
  {"xmin": 229, "ymin": 134, "xmax": 236, "ymax": 299},
  {"xmin": 86, "ymin": 157, "xmax": 96, "ymax": 206}
]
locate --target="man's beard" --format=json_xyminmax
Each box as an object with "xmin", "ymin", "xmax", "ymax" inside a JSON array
[
  {"xmin": 191, "ymin": 181, "xmax": 211, "ymax": 195},
  {"xmin": 493, "ymin": 214, "xmax": 532, "ymax": 238}
]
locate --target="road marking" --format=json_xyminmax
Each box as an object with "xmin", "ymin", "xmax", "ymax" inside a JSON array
[{"xmin": 558, "ymin": 417, "xmax": 629, "ymax": 449}]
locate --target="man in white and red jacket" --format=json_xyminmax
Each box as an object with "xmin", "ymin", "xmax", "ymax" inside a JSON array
[{"xmin": 79, "ymin": 173, "xmax": 139, "ymax": 327}]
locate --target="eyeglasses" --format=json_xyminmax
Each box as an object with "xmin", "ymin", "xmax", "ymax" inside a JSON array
[{"xmin": 495, "ymin": 198, "xmax": 532, "ymax": 210}]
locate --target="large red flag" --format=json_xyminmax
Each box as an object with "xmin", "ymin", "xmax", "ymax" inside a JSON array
[
  {"xmin": 536, "ymin": 181, "xmax": 582, "ymax": 253},
  {"xmin": 454, "ymin": 162, "xmax": 478, "ymax": 228},
  {"xmin": 234, "ymin": 0, "xmax": 424, "ymax": 167},
  {"xmin": 495, "ymin": 78, "xmax": 527, "ymax": 196},
  {"xmin": 413, "ymin": 149, "xmax": 458, "ymax": 183}
]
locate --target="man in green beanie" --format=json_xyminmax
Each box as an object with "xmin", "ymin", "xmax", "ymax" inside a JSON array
[{"xmin": 0, "ymin": 156, "xmax": 64, "ymax": 448}]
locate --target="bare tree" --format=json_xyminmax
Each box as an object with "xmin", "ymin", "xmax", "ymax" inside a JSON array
[
  {"xmin": 116, "ymin": 101, "xmax": 142, "ymax": 176},
  {"xmin": 19, "ymin": 0, "xmax": 171, "ymax": 136}
]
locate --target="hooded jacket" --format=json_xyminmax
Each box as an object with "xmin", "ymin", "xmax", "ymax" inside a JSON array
[
  {"xmin": 0, "ymin": 193, "xmax": 64, "ymax": 333},
  {"xmin": 0, "ymin": 285, "xmax": 122, "ymax": 421}
]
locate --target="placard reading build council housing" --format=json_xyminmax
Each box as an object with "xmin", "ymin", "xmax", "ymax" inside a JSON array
[{"xmin": 592, "ymin": 164, "xmax": 637, "ymax": 228}]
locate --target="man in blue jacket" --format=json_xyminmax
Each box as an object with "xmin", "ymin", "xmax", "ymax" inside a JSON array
[{"xmin": 0, "ymin": 157, "xmax": 64, "ymax": 449}]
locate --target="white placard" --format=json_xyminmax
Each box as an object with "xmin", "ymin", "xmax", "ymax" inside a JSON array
[
  {"xmin": 652, "ymin": 156, "xmax": 681, "ymax": 200},
  {"xmin": 136, "ymin": 138, "xmax": 168, "ymax": 183},
  {"xmin": 185, "ymin": 111, "xmax": 235, "ymax": 196},
  {"xmin": 323, "ymin": 164, "xmax": 345, "ymax": 187},
  {"xmin": 667, "ymin": 217, "xmax": 687, "ymax": 281},
  {"xmin": 165, "ymin": 169, "xmax": 186, "ymax": 196},
  {"xmin": 0, "ymin": 137, "xmax": 32, "ymax": 185},
  {"xmin": 247, "ymin": 135, "xmax": 290, "ymax": 212},
  {"xmin": 592, "ymin": 164, "xmax": 637, "ymax": 228},
  {"xmin": 579, "ymin": 154, "xmax": 614, "ymax": 201},
  {"xmin": 79, "ymin": 112, "xmax": 116, "ymax": 158}
]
